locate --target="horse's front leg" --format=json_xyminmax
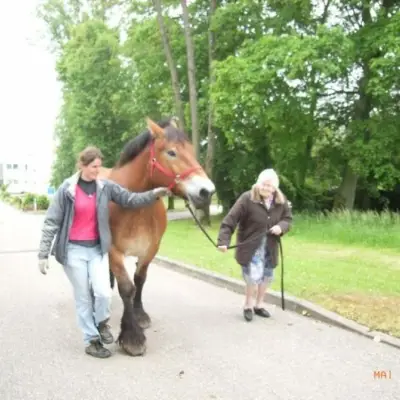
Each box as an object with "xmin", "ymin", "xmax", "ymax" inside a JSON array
[
  {"xmin": 133, "ymin": 260, "xmax": 151, "ymax": 329},
  {"xmin": 133, "ymin": 203, "xmax": 166, "ymax": 330},
  {"xmin": 109, "ymin": 247, "xmax": 146, "ymax": 356}
]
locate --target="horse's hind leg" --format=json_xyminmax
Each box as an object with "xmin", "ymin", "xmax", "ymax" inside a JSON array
[
  {"xmin": 109, "ymin": 247, "xmax": 146, "ymax": 356},
  {"xmin": 133, "ymin": 260, "xmax": 151, "ymax": 329}
]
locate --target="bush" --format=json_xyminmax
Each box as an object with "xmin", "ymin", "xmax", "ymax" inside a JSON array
[
  {"xmin": 9, "ymin": 196, "xmax": 22, "ymax": 209},
  {"xmin": 0, "ymin": 191, "xmax": 11, "ymax": 202},
  {"xmin": 36, "ymin": 195, "xmax": 50, "ymax": 210},
  {"xmin": 22, "ymin": 193, "xmax": 36, "ymax": 210}
]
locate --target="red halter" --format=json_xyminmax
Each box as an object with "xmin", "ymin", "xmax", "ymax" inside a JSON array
[{"xmin": 149, "ymin": 140, "xmax": 200, "ymax": 190}]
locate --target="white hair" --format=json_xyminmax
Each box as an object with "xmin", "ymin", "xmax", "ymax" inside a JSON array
[{"xmin": 256, "ymin": 168, "xmax": 279, "ymax": 188}]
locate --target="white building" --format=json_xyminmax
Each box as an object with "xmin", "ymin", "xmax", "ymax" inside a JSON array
[{"xmin": 0, "ymin": 153, "xmax": 51, "ymax": 195}]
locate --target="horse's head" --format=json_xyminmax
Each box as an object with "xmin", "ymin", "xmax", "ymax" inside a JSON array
[{"xmin": 146, "ymin": 118, "xmax": 215, "ymax": 208}]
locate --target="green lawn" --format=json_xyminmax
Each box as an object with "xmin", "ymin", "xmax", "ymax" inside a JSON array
[{"xmin": 159, "ymin": 211, "xmax": 400, "ymax": 338}]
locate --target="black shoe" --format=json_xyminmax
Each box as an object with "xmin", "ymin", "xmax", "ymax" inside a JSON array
[
  {"xmin": 243, "ymin": 308, "xmax": 253, "ymax": 321},
  {"xmin": 98, "ymin": 320, "xmax": 114, "ymax": 344},
  {"xmin": 85, "ymin": 339, "xmax": 112, "ymax": 358},
  {"xmin": 254, "ymin": 307, "xmax": 271, "ymax": 318}
]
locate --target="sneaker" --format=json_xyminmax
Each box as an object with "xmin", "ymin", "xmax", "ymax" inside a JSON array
[
  {"xmin": 98, "ymin": 320, "xmax": 114, "ymax": 344},
  {"xmin": 85, "ymin": 339, "xmax": 112, "ymax": 358}
]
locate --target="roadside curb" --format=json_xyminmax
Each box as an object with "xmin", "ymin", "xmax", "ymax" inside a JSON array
[{"xmin": 154, "ymin": 255, "xmax": 400, "ymax": 351}]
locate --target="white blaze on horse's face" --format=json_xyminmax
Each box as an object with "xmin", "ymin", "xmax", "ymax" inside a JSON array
[{"xmin": 182, "ymin": 174, "xmax": 216, "ymax": 207}]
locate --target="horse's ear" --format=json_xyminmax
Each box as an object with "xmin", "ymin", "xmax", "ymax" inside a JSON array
[{"xmin": 147, "ymin": 118, "xmax": 165, "ymax": 138}]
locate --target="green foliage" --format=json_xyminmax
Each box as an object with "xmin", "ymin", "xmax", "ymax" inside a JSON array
[
  {"xmin": 9, "ymin": 196, "xmax": 23, "ymax": 209},
  {"xmin": 0, "ymin": 189, "xmax": 50, "ymax": 212},
  {"xmin": 22, "ymin": 193, "xmax": 36, "ymax": 210},
  {"xmin": 36, "ymin": 195, "xmax": 50, "ymax": 210},
  {"xmin": 48, "ymin": 18, "xmax": 136, "ymax": 186},
  {"xmin": 290, "ymin": 209, "xmax": 400, "ymax": 249},
  {"xmin": 0, "ymin": 184, "xmax": 10, "ymax": 201},
  {"xmin": 210, "ymin": 0, "xmax": 400, "ymax": 209},
  {"xmin": 57, "ymin": 20, "xmax": 134, "ymax": 164},
  {"xmin": 38, "ymin": 0, "xmax": 400, "ymax": 211}
]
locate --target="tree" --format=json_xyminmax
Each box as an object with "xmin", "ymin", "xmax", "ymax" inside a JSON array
[
  {"xmin": 181, "ymin": 0, "xmax": 199, "ymax": 157},
  {"xmin": 52, "ymin": 19, "xmax": 135, "ymax": 180},
  {"xmin": 153, "ymin": 0, "xmax": 186, "ymax": 130}
]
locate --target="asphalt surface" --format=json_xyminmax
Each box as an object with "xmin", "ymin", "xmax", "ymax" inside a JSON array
[{"xmin": 0, "ymin": 202, "xmax": 399, "ymax": 400}]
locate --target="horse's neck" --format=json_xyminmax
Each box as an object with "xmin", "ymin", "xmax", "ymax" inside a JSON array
[{"xmin": 111, "ymin": 151, "xmax": 153, "ymax": 192}]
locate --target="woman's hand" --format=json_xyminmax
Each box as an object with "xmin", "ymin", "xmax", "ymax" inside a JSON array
[
  {"xmin": 217, "ymin": 245, "xmax": 228, "ymax": 253},
  {"xmin": 269, "ymin": 225, "xmax": 282, "ymax": 235},
  {"xmin": 38, "ymin": 258, "xmax": 49, "ymax": 275},
  {"xmin": 153, "ymin": 187, "xmax": 172, "ymax": 198}
]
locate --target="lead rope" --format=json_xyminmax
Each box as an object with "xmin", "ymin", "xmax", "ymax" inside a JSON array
[{"xmin": 184, "ymin": 200, "xmax": 285, "ymax": 310}]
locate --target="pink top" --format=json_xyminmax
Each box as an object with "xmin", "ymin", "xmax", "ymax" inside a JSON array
[{"xmin": 69, "ymin": 185, "xmax": 99, "ymax": 241}]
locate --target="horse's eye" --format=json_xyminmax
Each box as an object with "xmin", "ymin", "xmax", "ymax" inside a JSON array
[{"xmin": 167, "ymin": 150, "xmax": 177, "ymax": 157}]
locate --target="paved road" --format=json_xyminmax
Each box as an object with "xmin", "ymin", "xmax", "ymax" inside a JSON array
[{"xmin": 0, "ymin": 202, "xmax": 399, "ymax": 400}]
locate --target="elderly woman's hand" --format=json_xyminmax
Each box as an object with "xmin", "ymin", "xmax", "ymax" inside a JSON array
[{"xmin": 269, "ymin": 225, "xmax": 282, "ymax": 235}]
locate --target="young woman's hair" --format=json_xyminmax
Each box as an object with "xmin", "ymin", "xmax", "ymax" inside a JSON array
[{"xmin": 77, "ymin": 146, "xmax": 103, "ymax": 168}]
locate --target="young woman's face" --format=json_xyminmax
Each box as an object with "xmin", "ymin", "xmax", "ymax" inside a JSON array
[
  {"xmin": 81, "ymin": 158, "xmax": 102, "ymax": 181},
  {"xmin": 258, "ymin": 179, "xmax": 275, "ymax": 198}
]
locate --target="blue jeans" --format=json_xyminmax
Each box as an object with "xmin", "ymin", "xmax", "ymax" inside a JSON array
[{"xmin": 63, "ymin": 243, "xmax": 112, "ymax": 346}]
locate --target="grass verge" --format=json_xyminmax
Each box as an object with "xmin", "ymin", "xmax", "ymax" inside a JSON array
[{"xmin": 159, "ymin": 211, "xmax": 400, "ymax": 338}]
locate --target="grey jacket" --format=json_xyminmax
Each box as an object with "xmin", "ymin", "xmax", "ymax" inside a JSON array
[{"xmin": 38, "ymin": 172, "xmax": 159, "ymax": 265}]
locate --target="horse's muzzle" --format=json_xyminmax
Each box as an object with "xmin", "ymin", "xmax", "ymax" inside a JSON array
[{"xmin": 183, "ymin": 176, "xmax": 216, "ymax": 207}]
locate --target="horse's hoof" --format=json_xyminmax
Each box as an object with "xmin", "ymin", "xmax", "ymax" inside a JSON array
[
  {"xmin": 122, "ymin": 341, "xmax": 147, "ymax": 357},
  {"xmin": 134, "ymin": 307, "xmax": 151, "ymax": 330},
  {"xmin": 117, "ymin": 333, "xmax": 147, "ymax": 357}
]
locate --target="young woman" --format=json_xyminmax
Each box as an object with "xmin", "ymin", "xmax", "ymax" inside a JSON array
[
  {"xmin": 37, "ymin": 146, "xmax": 170, "ymax": 358},
  {"xmin": 217, "ymin": 168, "xmax": 292, "ymax": 322}
]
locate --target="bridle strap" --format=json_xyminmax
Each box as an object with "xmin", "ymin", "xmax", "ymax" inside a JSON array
[{"xmin": 149, "ymin": 140, "xmax": 200, "ymax": 190}]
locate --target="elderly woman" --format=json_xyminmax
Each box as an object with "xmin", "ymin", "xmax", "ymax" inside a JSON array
[{"xmin": 217, "ymin": 169, "xmax": 292, "ymax": 321}]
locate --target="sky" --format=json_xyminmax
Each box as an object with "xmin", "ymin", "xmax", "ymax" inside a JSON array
[{"xmin": 0, "ymin": 0, "xmax": 61, "ymax": 182}]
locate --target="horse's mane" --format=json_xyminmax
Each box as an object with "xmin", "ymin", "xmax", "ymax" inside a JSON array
[{"xmin": 117, "ymin": 118, "xmax": 188, "ymax": 167}]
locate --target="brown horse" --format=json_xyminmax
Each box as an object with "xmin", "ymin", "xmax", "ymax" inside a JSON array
[{"xmin": 98, "ymin": 117, "xmax": 215, "ymax": 356}]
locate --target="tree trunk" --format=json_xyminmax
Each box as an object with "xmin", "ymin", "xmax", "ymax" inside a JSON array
[
  {"xmin": 205, "ymin": 0, "xmax": 216, "ymax": 179},
  {"xmin": 153, "ymin": 0, "xmax": 186, "ymax": 131},
  {"xmin": 181, "ymin": 0, "xmax": 207, "ymax": 223},
  {"xmin": 335, "ymin": 3, "xmax": 376, "ymax": 210},
  {"xmin": 199, "ymin": 0, "xmax": 217, "ymax": 227},
  {"xmin": 168, "ymin": 196, "xmax": 175, "ymax": 210},
  {"xmin": 333, "ymin": 164, "xmax": 358, "ymax": 210},
  {"xmin": 180, "ymin": 0, "xmax": 199, "ymax": 158}
]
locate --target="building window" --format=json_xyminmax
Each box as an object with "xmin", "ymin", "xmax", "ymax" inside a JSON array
[
  {"xmin": 6, "ymin": 164, "xmax": 12, "ymax": 169},
  {"xmin": 13, "ymin": 164, "xmax": 18, "ymax": 169}
]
